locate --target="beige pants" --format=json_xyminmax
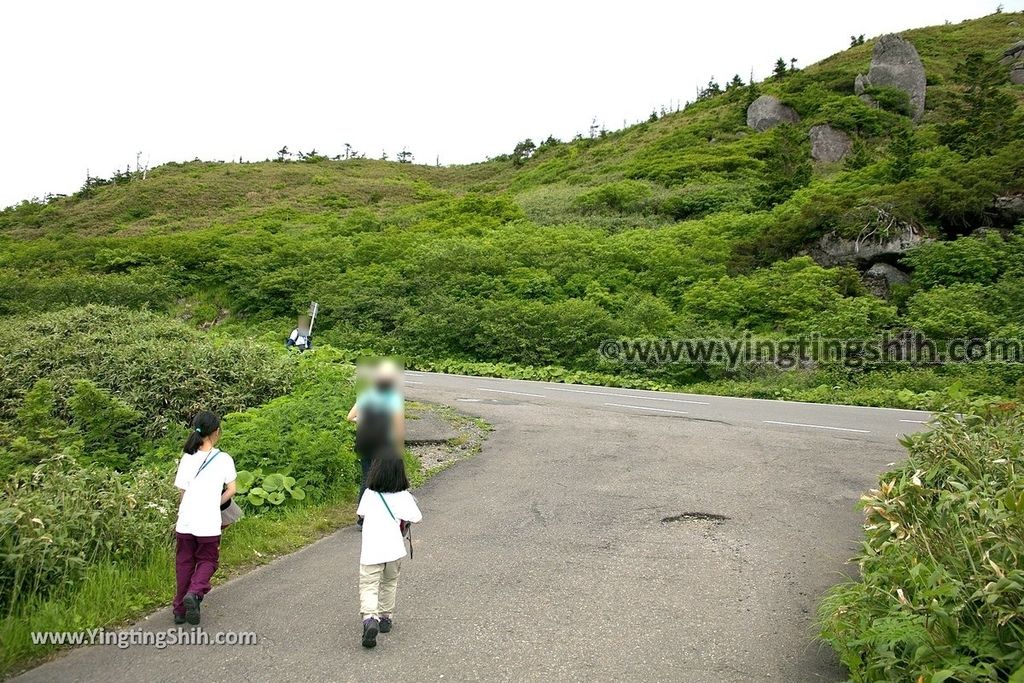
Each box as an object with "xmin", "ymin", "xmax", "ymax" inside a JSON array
[{"xmin": 359, "ymin": 561, "xmax": 401, "ymax": 618}]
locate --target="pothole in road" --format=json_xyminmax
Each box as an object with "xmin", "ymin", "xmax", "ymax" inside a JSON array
[{"xmin": 661, "ymin": 512, "xmax": 729, "ymax": 525}]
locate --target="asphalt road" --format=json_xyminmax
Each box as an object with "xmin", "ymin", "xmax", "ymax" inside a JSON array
[{"xmin": 16, "ymin": 372, "xmax": 931, "ymax": 682}]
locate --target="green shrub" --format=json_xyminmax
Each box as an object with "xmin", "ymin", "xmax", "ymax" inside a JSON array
[
  {"xmin": 66, "ymin": 381, "xmax": 144, "ymax": 470},
  {"xmin": 906, "ymin": 284, "xmax": 999, "ymax": 339},
  {"xmin": 220, "ymin": 349, "xmax": 358, "ymax": 501},
  {"xmin": 864, "ymin": 86, "xmax": 913, "ymax": 118},
  {"xmin": 0, "ymin": 267, "xmax": 181, "ymax": 316},
  {"xmin": 0, "ymin": 455, "xmax": 176, "ymax": 610},
  {"xmin": 818, "ymin": 402, "xmax": 1024, "ymax": 681},
  {"xmin": 904, "ymin": 231, "xmax": 1016, "ymax": 288},
  {"xmin": 814, "ymin": 95, "xmax": 902, "ymax": 135},
  {"xmin": 0, "ymin": 306, "xmax": 295, "ymax": 439},
  {"xmin": 573, "ymin": 180, "xmax": 652, "ymax": 214}
]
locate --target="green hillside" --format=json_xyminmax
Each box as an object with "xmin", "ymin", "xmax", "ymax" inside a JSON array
[{"xmin": 2, "ymin": 14, "xmax": 1024, "ymax": 409}]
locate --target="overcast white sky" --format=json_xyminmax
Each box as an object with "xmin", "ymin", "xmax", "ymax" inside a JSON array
[{"xmin": 2, "ymin": 0, "xmax": 1021, "ymax": 207}]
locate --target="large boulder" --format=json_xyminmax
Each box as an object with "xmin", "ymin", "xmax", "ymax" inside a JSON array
[
  {"xmin": 1001, "ymin": 41, "xmax": 1024, "ymax": 84},
  {"xmin": 1010, "ymin": 62, "xmax": 1024, "ymax": 85},
  {"xmin": 809, "ymin": 124, "xmax": 852, "ymax": 163},
  {"xmin": 991, "ymin": 194, "xmax": 1024, "ymax": 228},
  {"xmin": 809, "ymin": 215, "xmax": 926, "ymax": 268},
  {"xmin": 999, "ymin": 40, "xmax": 1024, "ymax": 65},
  {"xmin": 863, "ymin": 262, "xmax": 911, "ymax": 299},
  {"xmin": 855, "ymin": 34, "xmax": 927, "ymax": 121},
  {"xmin": 746, "ymin": 95, "xmax": 800, "ymax": 131},
  {"xmin": 854, "ymin": 73, "xmax": 868, "ymax": 95}
]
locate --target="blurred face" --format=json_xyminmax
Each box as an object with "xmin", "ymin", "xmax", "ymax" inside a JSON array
[{"xmin": 373, "ymin": 359, "xmax": 402, "ymax": 390}]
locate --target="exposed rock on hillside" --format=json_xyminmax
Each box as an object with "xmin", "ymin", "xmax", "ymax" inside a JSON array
[
  {"xmin": 855, "ymin": 34, "xmax": 927, "ymax": 121},
  {"xmin": 854, "ymin": 74, "xmax": 868, "ymax": 95},
  {"xmin": 746, "ymin": 95, "xmax": 800, "ymax": 131},
  {"xmin": 1003, "ymin": 40, "xmax": 1024, "ymax": 84},
  {"xmin": 862, "ymin": 262, "xmax": 911, "ymax": 299},
  {"xmin": 991, "ymin": 194, "xmax": 1024, "ymax": 227},
  {"xmin": 809, "ymin": 207, "xmax": 926, "ymax": 268},
  {"xmin": 809, "ymin": 125, "xmax": 852, "ymax": 163},
  {"xmin": 1000, "ymin": 40, "xmax": 1024, "ymax": 65}
]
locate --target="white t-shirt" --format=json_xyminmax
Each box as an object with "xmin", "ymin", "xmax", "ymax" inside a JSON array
[
  {"xmin": 356, "ymin": 489, "xmax": 422, "ymax": 565},
  {"xmin": 174, "ymin": 449, "xmax": 237, "ymax": 537}
]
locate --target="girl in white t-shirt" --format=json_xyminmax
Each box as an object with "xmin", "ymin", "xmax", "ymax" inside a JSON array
[
  {"xmin": 356, "ymin": 452, "xmax": 422, "ymax": 648},
  {"xmin": 172, "ymin": 411, "xmax": 237, "ymax": 625}
]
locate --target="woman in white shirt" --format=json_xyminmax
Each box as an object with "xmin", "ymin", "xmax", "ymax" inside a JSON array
[
  {"xmin": 356, "ymin": 452, "xmax": 422, "ymax": 648},
  {"xmin": 172, "ymin": 411, "xmax": 237, "ymax": 625}
]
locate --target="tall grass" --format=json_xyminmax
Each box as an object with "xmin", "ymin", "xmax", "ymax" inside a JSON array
[
  {"xmin": 0, "ymin": 489, "xmax": 358, "ymax": 676},
  {"xmin": 818, "ymin": 401, "xmax": 1024, "ymax": 681}
]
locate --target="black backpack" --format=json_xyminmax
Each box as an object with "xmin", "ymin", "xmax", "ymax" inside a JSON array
[{"xmin": 355, "ymin": 403, "xmax": 391, "ymax": 456}]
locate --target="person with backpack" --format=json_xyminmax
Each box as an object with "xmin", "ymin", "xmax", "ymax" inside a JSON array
[
  {"xmin": 347, "ymin": 360, "xmax": 405, "ymax": 527},
  {"xmin": 356, "ymin": 453, "xmax": 422, "ymax": 648},
  {"xmin": 172, "ymin": 411, "xmax": 237, "ymax": 625}
]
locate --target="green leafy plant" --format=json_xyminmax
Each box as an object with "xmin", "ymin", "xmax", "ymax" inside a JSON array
[
  {"xmin": 819, "ymin": 401, "xmax": 1024, "ymax": 681},
  {"xmin": 235, "ymin": 469, "xmax": 306, "ymax": 508}
]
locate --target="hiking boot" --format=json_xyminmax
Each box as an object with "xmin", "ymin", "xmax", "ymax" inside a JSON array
[
  {"xmin": 361, "ymin": 618, "xmax": 379, "ymax": 648},
  {"xmin": 174, "ymin": 612, "xmax": 186, "ymax": 625},
  {"xmin": 183, "ymin": 592, "xmax": 201, "ymax": 625},
  {"xmin": 379, "ymin": 616, "xmax": 393, "ymax": 633}
]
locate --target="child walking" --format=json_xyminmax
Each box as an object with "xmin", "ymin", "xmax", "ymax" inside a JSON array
[
  {"xmin": 172, "ymin": 411, "xmax": 237, "ymax": 625},
  {"xmin": 356, "ymin": 452, "xmax": 421, "ymax": 648}
]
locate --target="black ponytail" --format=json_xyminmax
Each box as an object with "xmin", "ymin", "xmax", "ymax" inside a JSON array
[{"xmin": 184, "ymin": 411, "xmax": 221, "ymax": 454}]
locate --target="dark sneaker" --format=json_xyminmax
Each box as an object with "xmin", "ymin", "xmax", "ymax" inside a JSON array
[
  {"xmin": 378, "ymin": 616, "xmax": 392, "ymax": 633},
  {"xmin": 361, "ymin": 618, "xmax": 379, "ymax": 648},
  {"xmin": 174, "ymin": 612, "xmax": 186, "ymax": 625},
  {"xmin": 183, "ymin": 592, "xmax": 201, "ymax": 625}
]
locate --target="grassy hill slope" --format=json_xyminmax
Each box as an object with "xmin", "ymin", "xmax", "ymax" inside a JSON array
[{"xmin": 2, "ymin": 12, "xmax": 1023, "ymax": 408}]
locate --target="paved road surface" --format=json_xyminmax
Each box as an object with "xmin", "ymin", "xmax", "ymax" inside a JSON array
[{"xmin": 17, "ymin": 372, "xmax": 931, "ymax": 682}]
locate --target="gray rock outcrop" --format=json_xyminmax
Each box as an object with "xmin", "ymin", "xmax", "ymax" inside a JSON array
[
  {"xmin": 991, "ymin": 194, "xmax": 1024, "ymax": 227},
  {"xmin": 863, "ymin": 262, "xmax": 911, "ymax": 299},
  {"xmin": 854, "ymin": 34, "xmax": 927, "ymax": 121},
  {"xmin": 854, "ymin": 73, "xmax": 868, "ymax": 95},
  {"xmin": 746, "ymin": 95, "xmax": 800, "ymax": 131},
  {"xmin": 1000, "ymin": 40, "xmax": 1024, "ymax": 65},
  {"xmin": 1010, "ymin": 63, "xmax": 1024, "ymax": 85},
  {"xmin": 1002, "ymin": 41, "xmax": 1024, "ymax": 84},
  {"xmin": 809, "ymin": 124, "xmax": 852, "ymax": 163},
  {"xmin": 809, "ymin": 218, "xmax": 925, "ymax": 268}
]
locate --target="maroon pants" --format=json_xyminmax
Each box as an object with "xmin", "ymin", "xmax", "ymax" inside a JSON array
[{"xmin": 174, "ymin": 532, "xmax": 220, "ymax": 615}]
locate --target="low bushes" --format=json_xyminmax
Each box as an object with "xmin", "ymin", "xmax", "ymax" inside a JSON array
[
  {"xmin": 818, "ymin": 402, "xmax": 1024, "ymax": 681},
  {"xmin": 221, "ymin": 348, "xmax": 359, "ymax": 501},
  {"xmin": 0, "ymin": 305, "xmax": 296, "ymax": 440},
  {"xmin": 0, "ymin": 455, "xmax": 177, "ymax": 612},
  {"xmin": 0, "ymin": 345, "xmax": 360, "ymax": 619}
]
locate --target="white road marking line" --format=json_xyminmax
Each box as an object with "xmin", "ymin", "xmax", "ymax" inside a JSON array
[
  {"xmin": 405, "ymin": 380, "xmax": 423, "ymax": 385},
  {"xmin": 551, "ymin": 386, "xmax": 709, "ymax": 405},
  {"xmin": 762, "ymin": 420, "xmax": 870, "ymax": 434},
  {"xmin": 409, "ymin": 371, "xmax": 932, "ymax": 415},
  {"xmin": 456, "ymin": 398, "xmax": 481, "ymax": 402},
  {"xmin": 404, "ymin": 371, "xmax": 423, "ymax": 376},
  {"xmin": 476, "ymin": 387, "xmax": 545, "ymax": 398},
  {"xmin": 899, "ymin": 419, "xmax": 928, "ymax": 424},
  {"xmin": 604, "ymin": 402, "xmax": 689, "ymax": 415}
]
